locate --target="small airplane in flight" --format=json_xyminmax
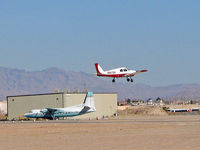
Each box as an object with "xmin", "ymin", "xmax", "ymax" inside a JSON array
[
  {"xmin": 95, "ymin": 63, "xmax": 147, "ymax": 83},
  {"xmin": 24, "ymin": 92, "xmax": 96, "ymax": 120}
]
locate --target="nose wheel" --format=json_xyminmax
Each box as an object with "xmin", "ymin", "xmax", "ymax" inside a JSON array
[{"xmin": 112, "ymin": 78, "xmax": 115, "ymax": 83}]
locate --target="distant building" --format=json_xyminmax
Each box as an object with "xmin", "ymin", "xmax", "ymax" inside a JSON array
[
  {"xmin": 118, "ymin": 100, "xmax": 129, "ymax": 106},
  {"xmin": 0, "ymin": 101, "xmax": 7, "ymax": 114},
  {"xmin": 147, "ymin": 98, "xmax": 153, "ymax": 105},
  {"xmin": 173, "ymin": 100, "xmax": 184, "ymax": 105},
  {"xmin": 131, "ymin": 99, "xmax": 144, "ymax": 106},
  {"xmin": 155, "ymin": 97, "xmax": 164, "ymax": 106}
]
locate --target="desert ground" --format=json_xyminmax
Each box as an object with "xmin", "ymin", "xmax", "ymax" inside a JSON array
[{"xmin": 0, "ymin": 115, "xmax": 200, "ymax": 150}]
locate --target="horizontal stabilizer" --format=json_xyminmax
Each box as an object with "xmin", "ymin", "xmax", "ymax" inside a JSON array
[{"xmin": 80, "ymin": 106, "xmax": 90, "ymax": 114}]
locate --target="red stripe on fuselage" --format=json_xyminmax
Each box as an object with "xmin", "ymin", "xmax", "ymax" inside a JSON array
[{"xmin": 97, "ymin": 73, "xmax": 134, "ymax": 78}]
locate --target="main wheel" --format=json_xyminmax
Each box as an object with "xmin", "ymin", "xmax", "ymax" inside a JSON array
[
  {"xmin": 131, "ymin": 78, "xmax": 133, "ymax": 82},
  {"xmin": 112, "ymin": 79, "xmax": 115, "ymax": 83},
  {"xmin": 127, "ymin": 78, "xmax": 130, "ymax": 82}
]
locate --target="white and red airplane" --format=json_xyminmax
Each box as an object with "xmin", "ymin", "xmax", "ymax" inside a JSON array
[{"xmin": 95, "ymin": 63, "xmax": 148, "ymax": 83}]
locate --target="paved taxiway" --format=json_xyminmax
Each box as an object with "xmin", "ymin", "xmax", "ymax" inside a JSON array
[
  {"xmin": 1, "ymin": 115, "xmax": 200, "ymax": 150},
  {"xmin": 1, "ymin": 115, "xmax": 200, "ymax": 124}
]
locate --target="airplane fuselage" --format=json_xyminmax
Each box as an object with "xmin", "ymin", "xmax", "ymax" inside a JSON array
[
  {"xmin": 95, "ymin": 63, "xmax": 147, "ymax": 82},
  {"xmin": 24, "ymin": 104, "xmax": 95, "ymax": 119},
  {"xmin": 97, "ymin": 67, "xmax": 137, "ymax": 78}
]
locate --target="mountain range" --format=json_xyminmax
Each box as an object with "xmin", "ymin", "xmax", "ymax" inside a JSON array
[{"xmin": 0, "ymin": 67, "xmax": 200, "ymax": 101}]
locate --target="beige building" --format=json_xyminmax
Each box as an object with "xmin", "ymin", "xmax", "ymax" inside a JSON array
[
  {"xmin": 0, "ymin": 100, "xmax": 7, "ymax": 114},
  {"xmin": 7, "ymin": 92, "xmax": 117, "ymax": 120}
]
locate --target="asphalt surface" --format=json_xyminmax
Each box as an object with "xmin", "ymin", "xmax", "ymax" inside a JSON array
[{"xmin": 1, "ymin": 116, "xmax": 200, "ymax": 124}]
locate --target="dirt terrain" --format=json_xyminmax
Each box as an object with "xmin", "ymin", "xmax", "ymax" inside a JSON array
[
  {"xmin": 118, "ymin": 106, "xmax": 168, "ymax": 116},
  {"xmin": 0, "ymin": 115, "xmax": 200, "ymax": 150}
]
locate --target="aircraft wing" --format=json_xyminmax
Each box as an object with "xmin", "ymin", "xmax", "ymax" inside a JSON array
[
  {"xmin": 135, "ymin": 70, "xmax": 148, "ymax": 75},
  {"xmin": 46, "ymin": 108, "xmax": 59, "ymax": 113},
  {"xmin": 124, "ymin": 70, "xmax": 148, "ymax": 77}
]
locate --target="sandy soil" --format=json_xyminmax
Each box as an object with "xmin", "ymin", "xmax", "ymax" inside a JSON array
[{"xmin": 0, "ymin": 115, "xmax": 200, "ymax": 150}]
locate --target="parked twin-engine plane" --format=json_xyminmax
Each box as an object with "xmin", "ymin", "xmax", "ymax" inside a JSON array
[
  {"xmin": 24, "ymin": 92, "xmax": 96, "ymax": 120},
  {"xmin": 95, "ymin": 63, "xmax": 147, "ymax": 83}
]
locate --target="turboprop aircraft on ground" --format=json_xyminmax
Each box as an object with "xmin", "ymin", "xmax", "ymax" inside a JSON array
[
  {"xmin": 95, "ymin": 63, "xmax": 148, "ymax": 83},
  {"xmin": 24, "ymin": 92, "xmax": 96, "ymax": 120}
]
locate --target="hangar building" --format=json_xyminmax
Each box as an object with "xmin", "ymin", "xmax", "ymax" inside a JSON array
[{"xmin": 7, "ymin": 92, "xmax": 117, "ymax": 120}]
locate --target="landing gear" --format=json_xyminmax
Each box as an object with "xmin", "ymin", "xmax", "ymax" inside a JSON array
[
  {"xmin": 50, "ymin": 114, "xmax": 57, "ymax": 120},
  {"xmin": 112, "ymin": 78, "xmax": 115, "ymax": 83},
  {"xmin": 127, "ymin": 77, "xmax": 133, "ymax": 82},
  {"xmin": 52, "ymin": 116, "xmax": 58, "ymax": 120},
  {"xmin": 130, "ymin": 78, "xmax": 133, "ymax": 82},
  {"xmin": 127, "ymin": 78, "xmax": 130, "ymax": 82}
]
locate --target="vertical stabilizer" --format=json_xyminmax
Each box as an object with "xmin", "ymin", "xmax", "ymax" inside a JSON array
[
  {"xmin": 95, "ymin": 63, "xmax": 104, "ymax": 75},
  {"xmin": 84, "ymin": 92, "xmax": 96, "ymax": 111}
]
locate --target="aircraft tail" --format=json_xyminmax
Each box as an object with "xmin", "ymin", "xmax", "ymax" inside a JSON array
[
  {"xmin": 83, "ymin": 92, "xmax": 96, "ymax": 111},
  {"xmin": 95, "ymin": 63, "xmax": 104, "ymax": 75}
]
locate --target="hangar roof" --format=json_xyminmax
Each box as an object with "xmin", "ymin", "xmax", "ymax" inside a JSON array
[{"xmin": 7, "ymin": 92, "xmax": 117, "ymax": 98}]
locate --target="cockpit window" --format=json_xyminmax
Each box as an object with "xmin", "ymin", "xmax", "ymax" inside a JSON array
[
  {"xmin": 120, "ymin": 69, "xmax": 123, "ymax": 72},
  {"xmin": 124, "ymin": 69, "xmax": 127, "ymax": 71}
]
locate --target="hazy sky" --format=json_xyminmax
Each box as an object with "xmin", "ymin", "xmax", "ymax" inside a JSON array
[{"xmin": 0, "ymin": 1, "xmax": 200, "ymax": 86}]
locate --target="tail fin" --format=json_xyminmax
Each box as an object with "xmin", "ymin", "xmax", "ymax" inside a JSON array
[
  {"xmin": 95, "ymin": 63, "xmax": 104, "ymax": 75},
  {"xmin": 83, "ymin": 92, "xmax": 96, "ymax": 111}
]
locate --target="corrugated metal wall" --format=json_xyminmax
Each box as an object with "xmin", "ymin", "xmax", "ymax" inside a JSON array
[
  {"xmin": 63, "ymin": 93, "xmax": 117, "ymax": 119},
  {"xmin": 7, "ymin": 93, "xmax": 63, "ymax": 120}
]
